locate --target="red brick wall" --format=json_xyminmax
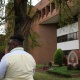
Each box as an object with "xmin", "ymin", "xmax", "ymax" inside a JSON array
[{"xmin": 28, "ymin": 22, "xmax": 57, "ymax": 64}]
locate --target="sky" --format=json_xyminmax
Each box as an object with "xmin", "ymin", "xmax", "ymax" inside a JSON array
[
  {"xmin": 5, "ymin": 0, "xmax": 40, "ymax": 5},
  {"xmin": 32, "ymin": 0, "xmax": 40, "ymax": 5}
]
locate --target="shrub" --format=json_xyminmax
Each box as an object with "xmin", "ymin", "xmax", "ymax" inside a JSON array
[
  {"xmin": 48, "ymin": 61, "xmax": 52, "ymax": 67},
  {"xmin": 54, "ymin": 48, "xmax": 64, "ymax": 67},
  {"xmin": 75, "ymin": 64, "xmax": 80, "ymax": 70},
  {"xmin": 67, "ymin": 64, "xmax": 74, "ymax": 70},
  {"xmin": 63, "ymin": 56, "xmax": 67, "ymax": 66}
]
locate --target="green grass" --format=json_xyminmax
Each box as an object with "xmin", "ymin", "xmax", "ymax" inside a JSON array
[
  {"xmin": 47, "ymin": 66, "xmax": 80, "ymax": 74},
  {"xmin": 35, "ymin": 65, "xmax": 80, "ymax": 79},
  {"xmin": 34, "ymin": 71, "xmax": 80, "ymax": 80},
  {"xmin": 36, "ymin": 64, "xmax": 44, "ymax": 68}
]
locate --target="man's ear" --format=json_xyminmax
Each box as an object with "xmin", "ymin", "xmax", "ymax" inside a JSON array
[
  {"xmin": 13, "ymin": 42, "xmax": 18, "ymax": 47},
  {"xmin": 13, "ymin": 44, "xmax": 17, "ymax": 47}
]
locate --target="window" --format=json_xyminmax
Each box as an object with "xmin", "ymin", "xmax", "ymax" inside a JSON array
[
  {"xmin": 77, "ymin": 32, "xmax": 78, "ymax": 39},
  {"xmin": 73, "ymin": 32, "xmax": 77, "ymax": 40},
  {"xmin": 42, "ymin": 8, "xmax": 45, "ymax": 18},
  {"xmin": 38, "ymin": 11, "xmax": 41, "ymax": 19},
  {"xmin": 62, "ymin": 35, "xmax": 67, "ymax": 42},
  {"xmin": 57, "ymin": 37, "xmax": 60, "ymax": 43},
  {"xmin": 70, "ymin": 33, "xmax": 74, "ymax": 40},
  {"xmin": 67, "ymin": 34, "xmax": 71, "ymax": 41},
  {"xmin": 57, "ymin": 32, "xmax": 78, "ymax": 43},
  {"xmin": 47, "ymin": 5, "xmax": 50, "ymax": 12},
  {"xmin": 57, "ymin": 35, "xmax": 67, "ymax": 43},
  {"xmin": 51, "ymin": 3, "xmax": 55, "ymax": 13}
]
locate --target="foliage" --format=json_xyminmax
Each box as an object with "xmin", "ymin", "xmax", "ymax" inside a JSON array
[
  {"xmin": 48, "ymin": 61, "xmax": 53, "ymax": 67},
  {"xmin": 34, "ymin": 71, "xmax": 80, "ymax": 80},
  {"xmin": 0, "ymin": 0, "xmax": 5, "ymax": 25},
  {"xmin": 67, "ymin": 64, "xmax": 74, "ymax": 70},
  {"xmin": 0, "ymin": 0, "xmax": 15, "ymax": 53},
  {"xmin": 0, "ymin": 0, "xmax": 14, "ymax": 53},
  {"xmin": 63, "ymin": 55, "xmax": 67, "ymax": 66},
  {"xmin": 35, "ymin": 65, "xmax": 80, "ymax": 79},
  {"xmin": 0, "ymin": 35, "xmax": 6, "ymax": 52},
  {"xmin": 36, "ymin": 64, "xmax": 44, "ymax": 68},
  {"xmin": 0, "ymin": 0, "xmax": 40, "ymax": 51},
  {"xmin": 46, "ymin": 66, "xmax": 80, "ymax": 78},
  {"xmin": 47, "ymin": 69, "xmax": 71, "ymax": 77},
  {"xmin": 5, "ymin": 0, "xmax": 14, "ymax": 50},
  {"xmin": 28, "ymin": 29, "xmax": 42, "ymax": 49},
  {"xmin": 67, "ymin": 64, "xmax": 80, "ymax": 70},
  {"xmin": 75, "ymin": 64, "xmax": 80, "ymax": 70},
  {"xmin": 49, "ymin": 0, "xmax": 80, "ymax": 27},
  {"xmin": 13, "ymin": 0, "xmax": 40, "ymax": 50},
  {"xmin": 54, "ymin": 48, "xmax": 64, "ymax": 66}
]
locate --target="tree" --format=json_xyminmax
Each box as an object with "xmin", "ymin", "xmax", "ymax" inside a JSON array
[
  {"xmin": 0, "ymin": 35, "xmax": 6, "ymax": 52},
  {"xmin": 13, "ymin": 0, "xmax": 39, "ymax": 50},
  {"xmin": 0, "ymin": 0, "xmax": 40, "ymax": 51},
  {"xmin": 5, "ymin": 0, "xmax": 15, "ymax": 51},
  {"xmin": 50, "ymin": 0, "xmax": 80, "ymax": 27},
  {"xmin": 54, "ymin": 48, "xmax": 64, "ymax": 67},
  {"xmin": 0, "ymin": 0, "xmax": 5, "ymax": 25}
]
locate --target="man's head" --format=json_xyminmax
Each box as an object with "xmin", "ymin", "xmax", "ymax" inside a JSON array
[{"xmin": 8, "ymin": 35, "xmax": 24, "ymax": 52}]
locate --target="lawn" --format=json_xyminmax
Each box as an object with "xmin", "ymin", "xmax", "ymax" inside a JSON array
[
  {"xmin": 34, "ymin": 64, "xmax": 80, "ymax": 80},
  {"xmin": 47, "ymin": 66, "xmax": 80, "ymax": 77},
  {"xmin": 34, "ymin": 71, "xmax": 80, "ymax": 80}
]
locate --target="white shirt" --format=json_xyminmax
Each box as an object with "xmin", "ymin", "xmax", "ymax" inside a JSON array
[{"xmin": 0, "ymin": 47, "xmax": 36, "ymax": 80}]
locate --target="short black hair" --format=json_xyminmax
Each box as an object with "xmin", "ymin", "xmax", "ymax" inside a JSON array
[{"xmin": 10, "ymin": 35, "xmax": 24, "ymax": 42}]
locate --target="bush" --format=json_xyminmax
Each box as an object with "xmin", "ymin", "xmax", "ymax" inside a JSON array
[
  {"xmin": 67, "ymin": 64, "xmax": 74, "ymax": 70},
  {"xmin": 48, "ymin": 61, "xmax": 52, "ymax": 67},
  {"xmin": 75, "ymin": 64, "xmax": 80, "ymax": 70},
  {"xmin": 63, "ymin": 56, "xmax": 67, "ymax": 66},
  {"xmin": 54, "ymin": 49, "xmax": 64, "ymax": 67}
]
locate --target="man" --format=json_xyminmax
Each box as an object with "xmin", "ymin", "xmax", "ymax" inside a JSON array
[{"xmin": 0, "ymin": 35, "xmax": 36, "ymax": 80}]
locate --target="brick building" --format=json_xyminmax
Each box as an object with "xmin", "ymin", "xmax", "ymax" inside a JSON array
[{"xmin": 28, "ymin": 0, "xmax": 80, "ymax": 64}]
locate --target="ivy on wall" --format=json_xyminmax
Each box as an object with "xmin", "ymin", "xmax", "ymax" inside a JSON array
[{"xmin": 49, "ymin": 0, "xmax": 80, "ymax": 27}]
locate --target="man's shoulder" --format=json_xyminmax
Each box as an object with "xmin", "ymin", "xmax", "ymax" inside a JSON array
[
  {"xmin": 3, "ymin": 53, "xmax": 11, "ymax": 58},
  {"xmin": 0, "ymin": 52, "xmax": 10, "ymax": 61}
]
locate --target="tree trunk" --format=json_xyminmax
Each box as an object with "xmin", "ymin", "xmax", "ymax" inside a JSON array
[
  {"xmin": 13, "ymin": 0, "xmax": 38, "ymax": 51},
  {"xmin": 13, "ymin": 0, "xmax": 34, "ymax": 51},
  {"xmin": 14, "ymin": 0, "xmax": 28, "ymax": 35}
]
